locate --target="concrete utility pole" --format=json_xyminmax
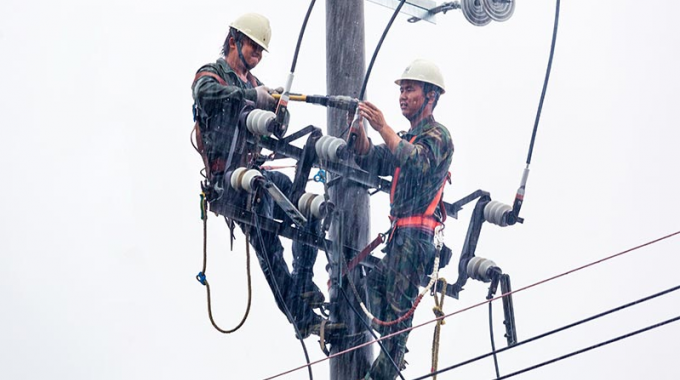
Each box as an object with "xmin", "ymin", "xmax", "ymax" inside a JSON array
[{"xmin": 326, "ymin": 1, "xmax": 374, "ymax": 379}]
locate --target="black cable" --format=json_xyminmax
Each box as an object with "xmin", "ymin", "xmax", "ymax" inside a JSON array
[
  {"xmin": 526, "ymin": 0, "xmax": 560, "ymax": 165},
  {"xmin": 251, "ymin": 195, "xmax": 314, "ymax": 380},
  {"xmin": 340, "ymin": 0, "xmax": 407, "ymax": 138},
  {"xmin": 319, "ymin": 222, "xmax": 406, "ymax": 380},
  {"xmin": 410, "ymin": 283, "xmax": 680, "ymax": 380},
  {"xmin": 495, "ymin": 315, "xmax": 680, "ymax": 380},
  {"xmin": 488, "ymin": 302, "xmax": 500, "ymax": 379},
  {"xmin": 359, "ymin": 0, "xmax": 405, "ymax": 101},
  {"xmin": 290, "ymin": 0, "xmax": 316, "ymax": 73},
  {"xmin": 339, "ymin": 287, "xmax": 407, "ymax": 380}
]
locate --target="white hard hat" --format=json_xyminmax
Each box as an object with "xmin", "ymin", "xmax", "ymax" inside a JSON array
[
  {"xmin": 395, "ymin": 59, "xmax": 445, "ymax": 94},
  {"xmin": 230, "ymin": 13, "xmax": 272, "ymax": 51}
]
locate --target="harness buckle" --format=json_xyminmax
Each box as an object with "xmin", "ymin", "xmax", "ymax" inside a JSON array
[{"xmin": 434, "ymin": 224, "xmax": 445, "ymax": 251}]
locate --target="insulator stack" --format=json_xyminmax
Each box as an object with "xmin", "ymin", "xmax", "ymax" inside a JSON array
[
  {"xmin": 246, "ymin": 109, "xmax": 276, "ymax": 136},
  {"xmin": 315, "ymin": 135, "xmax": 348, "ymax": 162},
  {"xmin": 483, "ymin": 200, "xmax": 512, "ymax": 227},
  {"xmin": 229, "ymin": 167, "xmax": 263, "ymax": 193},
  {"xmin": 297, "ymin": 193, "xmax": 328, "ymax": 218},
  {"xmin": 467, "ymin": 256, "xmax": 498, "ymax": 283},
  {"xmin": 482, "ymin": 0, "xmax": 515, "ymax": 22},
  {"xmin": 461, "ymin": 0, "xmax": 491, "ymax": 26}
]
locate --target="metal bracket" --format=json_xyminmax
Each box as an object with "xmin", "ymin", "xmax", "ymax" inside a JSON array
[{"xmin": 366, "ymin": 0, "xmax": 439, "ymax": 24}]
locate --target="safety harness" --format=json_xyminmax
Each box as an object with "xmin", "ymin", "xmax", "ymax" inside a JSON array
[
  {"xmin": 342, "ymin": 135, "xmax": 450, "ymax": 277},
  {"xmin": 192, "ymin": 71, "xmax": 229, "ymax": 181},
  {"xmin": 389, "ymin": 135, "xmax": 449, "ymax": 237}
]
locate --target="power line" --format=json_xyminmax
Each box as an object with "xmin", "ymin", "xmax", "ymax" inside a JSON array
[
  {"xmin": 263, "ymin": 230, "xmax": 680, "ymax": 379},
  {"xmin": 412, "ymin": 283, "xmax": 680, "ymax": 380},
  {"xmin": 495, "ymin": 315, "xmax": 680, "ymax": 379}
]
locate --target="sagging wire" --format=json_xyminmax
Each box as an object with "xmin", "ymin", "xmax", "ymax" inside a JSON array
[
  {"xmin": 250, "ymin": 3, "xmax": 318, "ymax": 378},
  {"xmin": 412, "ymin": 283, "xmax": 680, "ymax": 380},
  {"xmin": 251, "ymin": 195, "xmax": 314, "ymax": 380},
  {"xmin": 317, "ymin": 159, "xmax": 406, "ymax": 380},
  {"xmin": 263, "ymin": 229, "xmax": 680, "ymax": 380},
  {"xmin": 488, "ymin": 302, "xmax": 500, "ymax": 379},
  {"xmin": 340, "ymin": 0, "xmax": 407, "ymax": 139},
  {"xmin": 483, "ymin": 0, "xmax": 562, "ymax": 369},
  {"xmin": 508, "ymin": 0, "xmax": 561, "ymax": 224},
  {"xmin": 275, "ymin": 0, "xmax": 317, "ymax": 126},
  {"xmin": 495, "ymin": 315, "xmax": 680, "ymax": 380}
]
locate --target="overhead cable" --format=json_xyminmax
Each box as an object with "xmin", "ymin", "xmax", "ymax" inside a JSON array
[
  {"xmin": 411, "ymin": 283, "xmax": 680, "ymax": 379},
  {"xmin": 496, "ymin": 315, "xmax": 680, "ymax": 379},
  {"xmin": 263, "ymin": 230, "xmax": 680, "ymax": 379}
]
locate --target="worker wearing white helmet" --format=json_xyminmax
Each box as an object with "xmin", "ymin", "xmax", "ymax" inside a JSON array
[
  {"xmin": 191, "ymin": 13, "xmax": 325, "ymax": 340},
  {"xmin": 351, "ymin": 59, "xmax": 453, "ymax": 380}
]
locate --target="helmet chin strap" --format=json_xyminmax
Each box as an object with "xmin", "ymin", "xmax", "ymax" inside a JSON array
[
  {"xmin": 408, "ymin": 96, "xmax": 430, "ymax": 123},
  {"xmin": 232, "ymin": 31, "xmax": 254, "ymax": 71}
]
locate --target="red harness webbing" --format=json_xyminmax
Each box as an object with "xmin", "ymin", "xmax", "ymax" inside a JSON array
[
  {"xmin": 340, "ymin": 135, "xmax": 451, "ymax": 278},
  {"xmin": 390, "ymin": 136, "xmax": 448, "ymax": 232}
]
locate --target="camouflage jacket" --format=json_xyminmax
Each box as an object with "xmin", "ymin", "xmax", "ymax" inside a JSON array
[
  {"xmin": 355, "ymin": 115, "xmax": 454, "ymax": 219},
  {"xmin": 191, "ymin": 58, "xmax": 264, "ymax": 175}
]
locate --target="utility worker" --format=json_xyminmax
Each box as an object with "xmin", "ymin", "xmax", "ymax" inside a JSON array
[
  {"xmin": 351, "ymin": 59, "xmax": 453, "ymax": 379},
  {"xmin": 191, "ymin": 13, "xmax": 325, "ymax": 339}
]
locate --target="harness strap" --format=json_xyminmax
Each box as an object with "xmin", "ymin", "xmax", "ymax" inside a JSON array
[
  {"xmin": 193, "ymin": 71, "xmax": 229, "ymax": 180},
  {"xmin": 389, "ymin": 136, "xmax": 417, "ymax": 204},
  {"xmin": 389, "ymin": 135, "xmax": 449, "ymax": 235},
  {"xmin": 341, "ymin": 233, "xmax": 386, "ymax": 278}
]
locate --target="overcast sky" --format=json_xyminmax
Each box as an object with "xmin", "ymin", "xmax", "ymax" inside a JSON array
[{"xmin": 1, "ymin": 0, "xmax": 679, "ymax": 379}]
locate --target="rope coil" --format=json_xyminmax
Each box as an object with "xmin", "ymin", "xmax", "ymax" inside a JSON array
[{"xmin": 196, "ymin": 193, "xmax": 252, "ymax": 334}]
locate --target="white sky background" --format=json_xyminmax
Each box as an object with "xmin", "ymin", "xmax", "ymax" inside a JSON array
[{"xmin": 1, "ymin": 0, "xmax": 679, "ymax": 379}]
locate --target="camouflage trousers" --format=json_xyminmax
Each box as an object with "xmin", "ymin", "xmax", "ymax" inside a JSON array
[{"xmin": 365, "ymin": 228, "xmax": 437, "ymax": 380}]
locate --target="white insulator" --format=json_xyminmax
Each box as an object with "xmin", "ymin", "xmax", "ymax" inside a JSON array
[
  {"xmin": 230, "ymin": 167, "xmax": 248, "ymax": 191},
  {"xmin": 246, "ymin": 109, "xmax": 275, "ymax": 136},
  {"xmin": 298, "ymin": 193, "xmax": 316, "ymax": 216},
  {"xmin": 315, "ymin": 135, "xmax": 331, "ymax": 159},
  {"xmin": 467, "ymin": 256, "xmax": 497, "ymax": 283},
  {"xmin": 462, "ymin": 0, "xmax": 491, "ymax": 26},
  {"xmin": 241, "ymin": 169, "xmax": 264, "ymax": 193},
  {"xmin": 482, "ymin": 0, "xmax": 515, "ymax": 22},
  {"xmin": 327, "ymin": 138, "xmax": 346, "ymax": 161},
  {"xmin": 484, "ymin": 200, "xmax": 512, "ymax": 227},
  {"xmin": 315, "ymin": 135, "xmax": 347, "ymax": 162},
  {"xmin": 310, "ymin": 194, "xmax": 325, "ymax": 218},
  {"xmin": 297, "ymin": 192, "xmax": 326, "ymax": 218}
]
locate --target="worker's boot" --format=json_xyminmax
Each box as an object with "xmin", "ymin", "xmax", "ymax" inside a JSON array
[
  {"xmin": 295, "ymin": 314, "xmax": 346, "ymax": 340},
  {"xmin": 291, "ymin": 229, "xmax": 325, "ymax": 309},
  {"xmin": 296, "ymin": 275, "xmax": 325, "ymax": 308}
]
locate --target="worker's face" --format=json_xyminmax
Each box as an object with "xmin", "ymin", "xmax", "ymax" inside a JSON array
[
  {"xmin": 399, "ymin": 80, "xmax": 427, "ymax": 120},
  {"xmin": 231, "ymin": 36, "xmax": 264, "ymax": 69}
]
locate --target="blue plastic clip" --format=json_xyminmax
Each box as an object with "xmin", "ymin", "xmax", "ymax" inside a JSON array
[
  {"xmin": 313, "ymin": 169, "xmax": 327, "ymax": 184},
  {"xmin": 196, "ymin": 271, "xmax": 207, "ymax": 285}
]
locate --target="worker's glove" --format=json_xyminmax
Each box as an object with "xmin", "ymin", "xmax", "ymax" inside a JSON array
[
  {"xmin": 269, "ymin": 87, "xmax": 284, "ymax": 95},
  {"xmin": 255, "ymin": 85, "xmax": 277, "ymax": 111}
]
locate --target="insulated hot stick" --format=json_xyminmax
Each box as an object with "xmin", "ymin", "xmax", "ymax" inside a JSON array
[{"xmin": 272, "ymin": 93, "xmax": 360, "ymax": 112}]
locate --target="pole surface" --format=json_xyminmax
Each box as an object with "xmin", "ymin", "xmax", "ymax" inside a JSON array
[{"xmin": 326, "ymin": 1, "xmax": 374, "ymax": 379}]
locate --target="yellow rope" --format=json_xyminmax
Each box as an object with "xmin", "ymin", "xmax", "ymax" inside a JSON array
[{"xmin": 431, "ymin": 278, "xmax": 447, "ymax": 379}]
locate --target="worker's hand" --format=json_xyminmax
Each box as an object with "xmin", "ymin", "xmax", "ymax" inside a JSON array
[
  {"xmin": 357, "ymin": 101, "xmax": 387, "ymax": 132},
  {"xmin": 255, "ymin": 85, "xmax": 277, "ymax": 110},
  {"xmin": 349, "ymin": 117, "xmax": 370, "ymax": 155},
  {"xmin": 269, "ymin": 87, "xmax": 284, "ymax": 95}
]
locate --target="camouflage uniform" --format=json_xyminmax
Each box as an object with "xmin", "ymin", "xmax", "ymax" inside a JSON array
[
  {"xmin": 355, "ymin": 115, "xmax": 453, "ymax": 380},
  {"xmin": 192, "ymin": 58, "xmax": 322, "ymax": 335}
]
